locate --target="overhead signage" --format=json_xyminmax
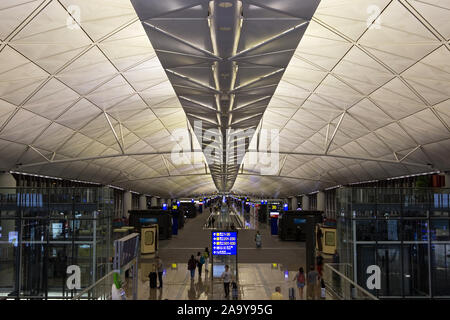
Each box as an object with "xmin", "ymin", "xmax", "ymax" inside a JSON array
[{"xmin": 212, "ymin": 231, "xmax": 237, "ymax": 255}]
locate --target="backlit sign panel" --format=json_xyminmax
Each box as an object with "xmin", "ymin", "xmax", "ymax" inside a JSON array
[{"xmin": 212, "ymin": 231, "xmax": 237, "ymax": 255}]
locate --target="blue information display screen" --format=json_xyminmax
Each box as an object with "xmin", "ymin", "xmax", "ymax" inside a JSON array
[{"xmin": 212, "ymin": 231, "xmax": 237, "ymax": 255}]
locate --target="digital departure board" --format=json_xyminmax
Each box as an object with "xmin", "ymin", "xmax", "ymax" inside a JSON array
[{"xmin": 212, "ymin": 231, "xmax": 237, "ymax": 255}]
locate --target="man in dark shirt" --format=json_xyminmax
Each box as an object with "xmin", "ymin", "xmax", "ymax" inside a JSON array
[
  {"xmin": 316, "ymin": 252, "xmax": 324, "ymax": 277},
  {"xmin": 316, "ymin": 227, "xmax": 323, "ymax": 252},
  {"xmin": 306, "ymin": 265, "xmax": 319, "ymax": 300}
]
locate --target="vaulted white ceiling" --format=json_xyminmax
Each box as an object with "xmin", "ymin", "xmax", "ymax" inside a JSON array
[{"xmin": 0, "ymin": 0, "xmax": 449, "ymax": 198}]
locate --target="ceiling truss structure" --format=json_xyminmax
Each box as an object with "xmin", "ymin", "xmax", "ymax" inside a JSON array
[
  {"xmin": 0, "ymin": 0, "xmax": 449, "ymax": 198},
  {"xmin": 130, "ymin": 0, "xmax": 321, "ymax": 192}
]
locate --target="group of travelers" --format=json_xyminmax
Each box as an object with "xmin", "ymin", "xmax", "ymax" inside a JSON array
[
  {"xmin": 187, "ymin": 247, "xmax": 210, "ymax": 280},
  {"xmin": 291, "ymin": 251, "xmax": 325, "ymax": 300},
  {"xmin": 272, "ymin": 249, "xmax": 339, "ymax": 300}
]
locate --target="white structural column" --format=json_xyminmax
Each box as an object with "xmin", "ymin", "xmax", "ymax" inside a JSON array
[
  {"xmin": 290, "ymin": 196, "xmax": 298, "ymax": 210},
  {"xmin": 151, "ymin": 197, "xmax": 158, "ymax": 207},
  {"xmin": 317, "ymin": 191, "xmax": 325, "ymax": 212},
  {"xmin": 139, "ymin": 195, "xmax": 147, "ymax": 210},
  {"xmin": 302, "ymin": 195, "xmax": 310, "ymax": 211},
  {"xmin": 167, "ymin": 199, "xmax": 172, "ymax": 206},
  {"xmin": 123, "ymin": 191, "xmax": 132, "ymax": 218},
  {"xmin": 445, "ymin": 173, "xmax": 450, "ymax": 188}
]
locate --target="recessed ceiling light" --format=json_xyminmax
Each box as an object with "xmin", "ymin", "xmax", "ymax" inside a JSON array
[
  {"xmin": 219, "ymin": 27, "xmax": 231, "ymax": 31},
  {"xmin": 219, "ymin": 2, "xmax": 233, "ymax": 8}
]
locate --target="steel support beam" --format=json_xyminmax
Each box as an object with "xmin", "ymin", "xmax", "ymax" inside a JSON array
[
  {"xmin": 17, "ymin": 149, "xmax": 432, "ymax": 169},
  {"xmin": 104, "ymin": 112, "xmax": 125, "ymax": 154},
  {"xmin": 142, "ymin": 21, "xmax": 221, "ymax": 60},
  {"xmin": 325, "ymin": 111, "xmax": 346, "ymax": 155},
  {"xmin": 229, "ymin": 21, "xmax": 309, "ymax": 60}
]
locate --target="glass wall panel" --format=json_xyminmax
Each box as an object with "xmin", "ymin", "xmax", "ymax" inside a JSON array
[
  {"xmin": 356, "ymin": 220, "xmax": 376, "ymax": 241},
  {"xmin": 0, "ymin": 187, "xmax": 113, "ymax": 300},
  {"xmin": 431, "ymin": 192, "xmax": 450, "ymax": 217},
  {"xmin": 337, "ymin": 187, "xmax": 450, "ymax": 298},
  {"xmin": 376, "ymin": 219, "xmax": 400, "ymax": 241},
  {"xmin": 402, "ymin": 219, "xmax": 429, "ymax": 241},
  {"xmin": 403, "ymin": 189, "xmax": 430, "ymax": 217},
  {"xmin": 356, "ymin": 245, "xmax": 376, "ymax": 295},
  {"xmin": 0, "ymin": 218, "xmax": 20, "ymax": 296},
  {"xmin": 430, "ymin": 219, "xmax": 450, "ymax": 241},
  {"xmin": 377, "ymin": 245, "xmax": 402, "ymax": 296},
  {"xmin": 431, "ymin": 244, "xmax": 450, "ymax": 296},
  {"xmin": 402, "ymin": 244, "xmax": 429, "ymax": 297}
]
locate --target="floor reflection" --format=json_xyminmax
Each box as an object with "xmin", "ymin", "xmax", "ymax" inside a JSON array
[{"xmin": 124, "ymin": 262, "xmax": 333, "ymax": 300}]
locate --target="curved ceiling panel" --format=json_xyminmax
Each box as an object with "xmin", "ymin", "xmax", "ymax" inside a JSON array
[{"xmin": 0, "ymin": 0, "xmax": 449, "ymax": 198}]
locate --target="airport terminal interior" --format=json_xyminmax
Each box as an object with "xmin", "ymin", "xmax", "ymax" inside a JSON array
[{"xmin": 0, "ymin": 0, "xmax": 449, "ymax": 301}]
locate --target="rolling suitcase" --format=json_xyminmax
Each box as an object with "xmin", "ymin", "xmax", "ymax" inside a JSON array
[
  {"xmin": 231, "ymin": 282, "xmax": 238, "ymax": 300},
  {"xmin": 289, "ymin": 287, "xmax": 296, "ymax": 300},
  {"xmin": 320, "ymin": 279, "xmax": 326, "ymax": 299},
  {"xmin": 149, "ymin": 272, "xmax": 157, "ymax": 289}
]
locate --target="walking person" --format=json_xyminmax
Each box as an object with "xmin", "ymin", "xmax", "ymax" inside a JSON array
[
  {"xmin": 156, "ymin": 255, "xmax": 163, "ymax": 289},
  {"xmin": 196, "ymin": 252, "xmax": 204, "ymax": 278},
  {"xmin": 293, "ymin": 267, "xmax": 306, "ymax": 300},
  {"xmin": 188, "ymin": 255, "xmax": 197, "ymax": 280},
  {"xmin": 316, "ymin": 251, "xmax": 324, "ymax": 277},
  {"xmin": 306, "ymin": 265, "xmax": 319, "ymax": 300},
  {"xmin": 221, "ymin": 265, "xmax": 232, "ymax": 299},
  {"xmin": 202, "ymin": 247, "xmax": 210, "ymax": 274},
  {"xmin": 316, "ymin": 226, "xmax": 323, "ymax": 252},
  {"xmin": 255, "ymin": 231, "xmax": 262, "ymax": 248},
  {"xmin": 271, "ymin": 286, "xmax": 284, "ymax": 300}
]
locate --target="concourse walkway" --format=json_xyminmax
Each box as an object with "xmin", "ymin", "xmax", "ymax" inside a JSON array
[
  {"xmin": 126, "ymin": 205, "xmax": 332, "ymax": 300},
  {"xmin": 125, "ymin": 262, "xmax": 332, "ymax": 300},
  {"xmin": 153, "ymin": 206, "xmax": 306, "ymax": 269}
]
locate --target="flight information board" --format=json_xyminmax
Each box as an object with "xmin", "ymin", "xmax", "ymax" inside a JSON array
[{"xmin": 212, "ymin": 231, "xmax": 237, "ymax": 255}]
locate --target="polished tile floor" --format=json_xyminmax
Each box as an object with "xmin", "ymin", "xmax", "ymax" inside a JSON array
[
  {"xmin": 123, "ymin": 206, "xmax": 332, "ymax": 300},
  {"xmin": 124, "ymin": 262, "xmax": 332, "ymax": 300}
]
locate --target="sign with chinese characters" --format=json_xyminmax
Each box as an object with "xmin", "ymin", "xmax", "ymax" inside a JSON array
[{"xmin": 212, "ymin": 231, "xmax": 237, "ymax": 255}]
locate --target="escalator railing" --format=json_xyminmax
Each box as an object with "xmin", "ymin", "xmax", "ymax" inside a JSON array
[{"xmin": 322, "ymin": 263, "xmax": 378, "ymax": 300}]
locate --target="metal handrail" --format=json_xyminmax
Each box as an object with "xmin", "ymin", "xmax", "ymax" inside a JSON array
[
  {"xmin": 71, "ymin": 270, "xmax": 115, "ymax": 300},
  {"xmin": 324, "ymin": 263, "xmax": 378, "ymax": 300}
]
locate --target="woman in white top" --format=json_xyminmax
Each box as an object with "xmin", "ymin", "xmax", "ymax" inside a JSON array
[
  {"xmin": 202, "ymin": 247, "xmax": 210, "ymax": 273},
  {"xmin": 221, "ymin": 265, "xmax": 232, "ymax": 298}
]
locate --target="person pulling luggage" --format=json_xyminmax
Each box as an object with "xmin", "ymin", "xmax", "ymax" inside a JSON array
[
  {"xmin": 156, "ymin": 256, "xmax": 163, "ymax": 289},
  {"xmin": 188, "ymin": 255, "xmax": 197, "ymax": 280},
  {"xmin": 255, "ymin": 231, "xmax": 262, "ymax": 248}
]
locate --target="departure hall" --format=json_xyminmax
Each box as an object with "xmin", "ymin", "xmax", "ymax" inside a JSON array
[{"xmin": 0, "ymin": 0, "xmax": 449, "ymax": 306}]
